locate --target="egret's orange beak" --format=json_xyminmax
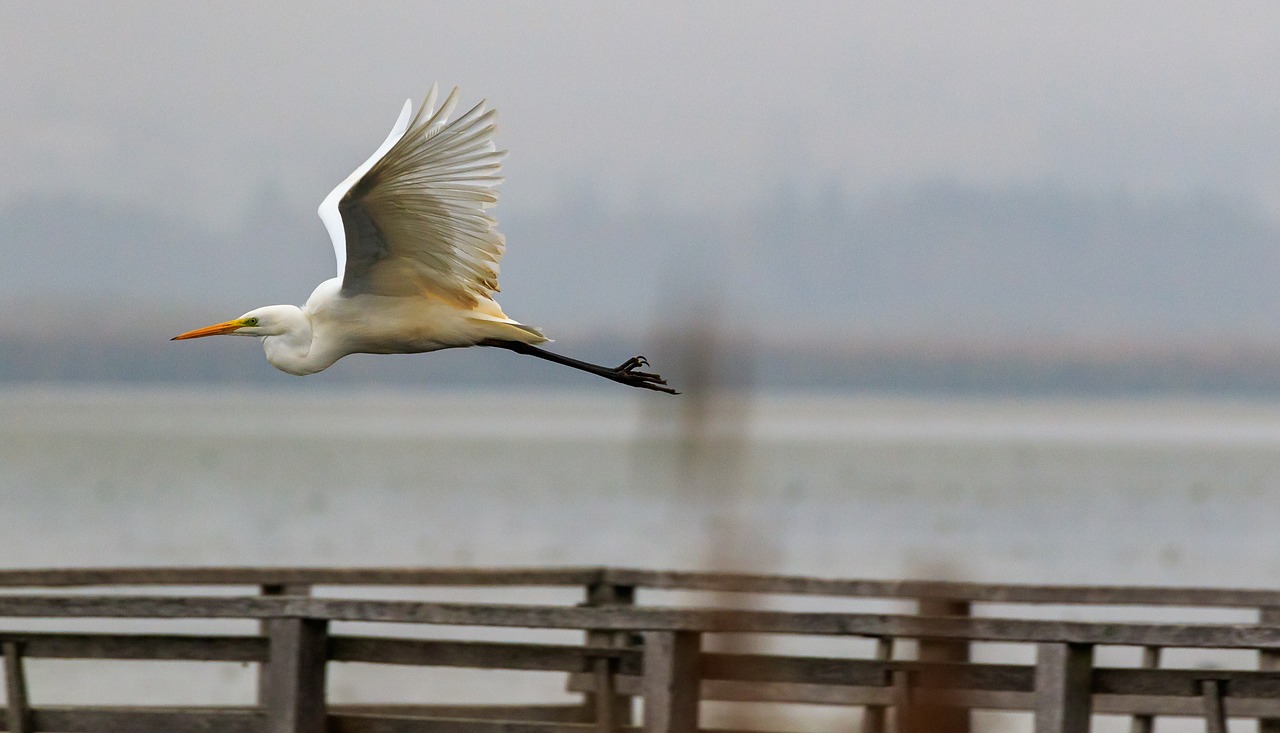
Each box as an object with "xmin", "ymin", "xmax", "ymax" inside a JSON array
[{"xmin": 171, "ymin": 318, "xmax": 250, "ymax": 341}]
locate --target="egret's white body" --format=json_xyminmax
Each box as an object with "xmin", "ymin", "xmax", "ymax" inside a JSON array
[
  {"xmin": 175, "ymin": 85, "xmax": 671, "ymax": 392},
  {"xmin": 250, "ymin": 279, "xmax": 541, "ymax": 376}
]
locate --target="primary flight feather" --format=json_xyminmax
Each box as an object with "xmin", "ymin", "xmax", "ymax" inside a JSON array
[{"xmin": 174, "ymin": 84, "xmax": 674, "ymax": 394}]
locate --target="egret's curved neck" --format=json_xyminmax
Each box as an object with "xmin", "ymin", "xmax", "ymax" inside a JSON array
[{"xmin": 258, "ymin": 305, "xmax": 319, "ymax": 376}]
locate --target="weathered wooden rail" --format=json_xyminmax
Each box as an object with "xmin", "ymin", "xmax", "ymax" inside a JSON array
[{"xmin": 2, "ymin": 566, "xmax": 1280, "ymax": 733}]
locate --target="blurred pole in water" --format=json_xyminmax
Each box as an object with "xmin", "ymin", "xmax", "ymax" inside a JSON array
[
  {"xmin": 638, "ymin": 284, "xmax": 967, "ymax": 730},
  {"xmin": 641, "ymin": 296, "xmax": 758, "ymax": 571},
  {"xmin": 637, "ymin": 213, "xmax": 754, "ymax": 533},
  {"xmin": 640, "ymin": 293, "xmax": 766, "ymax": 731},
  {"xmin": 660, "ymin": 305, "xmax": 755, "ymax": 566},
  {"xmin": 902, "ymin": 559, "xmax": 971, "ymax": 733}
]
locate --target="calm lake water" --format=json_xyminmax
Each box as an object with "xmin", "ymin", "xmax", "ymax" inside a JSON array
[{"xmin": 4, "ymin": 386, "xmax": 1280, "ymax": 729}]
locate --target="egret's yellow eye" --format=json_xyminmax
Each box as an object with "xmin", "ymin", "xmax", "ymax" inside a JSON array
[{"xmin": 246, "ymin": 317, "xmax": 259, "ymax": 326}]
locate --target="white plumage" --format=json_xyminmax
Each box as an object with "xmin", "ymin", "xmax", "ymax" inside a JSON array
[{"xmin": 175, "ymin": 85, "xmax": 673, "ymax": 393}]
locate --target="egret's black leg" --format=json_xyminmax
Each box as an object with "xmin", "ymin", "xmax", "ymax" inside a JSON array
[{"xmin": 479, "ymin": 340, "xmax": 678, "ymax": 394}]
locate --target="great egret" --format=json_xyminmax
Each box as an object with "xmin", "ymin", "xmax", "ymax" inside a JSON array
[{"xmin": 173, "ymin": 85, "xmax": 674, "ymax": 394}]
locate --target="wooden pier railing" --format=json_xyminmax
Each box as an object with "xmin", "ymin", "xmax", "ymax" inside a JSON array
[{"xmin": 2, "ymin": 566, "xmax": 1280, "ymax": 733}]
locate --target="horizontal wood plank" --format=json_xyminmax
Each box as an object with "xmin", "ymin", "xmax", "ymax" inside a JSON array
[
  {"xmin": 572, "ymin": 675, "xmax": 1280, "ymax": 717},
  {"xmin": 576, "ymin": 658, "xmax": 1280, "ymax": 699},
  {"xmin": 5, "ymin": 566, "xmax": 1280, "ymax": 610},
  {"xmin": 702, "ymin": 655, "xmax": 1030, "ymax": 690},
  {"xmin": 4, "ymin": 596, "xmax": 1280, "ymax": 648},
  {"xmin": 329, "ymin": 636, "xmax": 641, "ymax": 673},
  {"xmin": 331, "ymin": 705, "xmax": 590, "ymax": 723},
  {"xmin": 0, "ymin": 566, "xmax": 604, "ymax": 589},
  {"xmin": 1, "ymin": 707, "xmax": 263, "ymax": 733},
  {"xmin": 329, "ymin": 715, "xmax": 600, "ymax": 733},
  {"xmin": 0, "ymin": 632, "xmax": 265, "ymax": 661},
  {"xmin": 607, "ymin": 568, "xmax": 1280, "ymax": 608}
]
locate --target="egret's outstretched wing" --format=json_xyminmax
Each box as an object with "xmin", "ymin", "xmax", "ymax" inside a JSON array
[
  {"xmin": 321, "ymin": 85, "xmax": 507, "ymax": 306},
  {"xmin": 318, "ymin": 97, "xmax": 415, "ymax": 281}
]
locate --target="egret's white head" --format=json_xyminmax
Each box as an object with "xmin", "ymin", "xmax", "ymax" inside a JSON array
[
  {"xmin": 173, "ymin": 304, "xmax": 320, "ymax": 375},
  {"xmin": 171, "ymin": 305, "xmax": 299, "ymax": 340}
]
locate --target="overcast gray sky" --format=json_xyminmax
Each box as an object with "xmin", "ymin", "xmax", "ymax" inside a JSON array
[
  {"xmin": 5, "ymin": 2, "xmax": 1280, "ymax": 223},
  {"xmin": 4, "ymin": 2, "xmax": 1280, "ymax": 346}
]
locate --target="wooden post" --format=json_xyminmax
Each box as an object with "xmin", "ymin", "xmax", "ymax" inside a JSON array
[
  {"xmin": 263, "ymin": 617, "xmax": 329, "ymax": 733},
  {"xmin": 916, "ymin": 598, "xmax": 970, "ymax": 733},
  {"xmin": 1129, "ymin": 646, "xmax": 1160, "ymax": 733},
  {"xmin": 583, "ymin": 581, "xmax": 636, "ymax": 727},
  {"xmin": 1260, "ymin": 606, "xmax": 1280, "ymax": 733},
  {"xmin": 3, "ymin": 642, "xmax": 31, "ymax": 733},
  {"xmin": 1200, "ymin": 679, "xmax": 1226, "ymax": 733},
  {"xmin": 890, "ymin": 669, "xmax": 913, "ymax": 733},
  {"xmin": 642, "ymin": 631, "xmax": 701, "ymax": 733},
  {"xmin": 861, "ymin": 637, "xmax": 894, "ymax": 733},
  {"xmin": 1034, "ymin": 642, "xmax": 1093, "ymax": 733},
  {"xmin": 593, "ymin": 656, "xmax": 618, "ymax": 733},
  {"xmin": 258, "ymin": 583, "xmax": 312, "ymax": 706}
]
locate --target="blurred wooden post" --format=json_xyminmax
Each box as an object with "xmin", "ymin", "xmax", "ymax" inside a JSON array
[
  {"xmin": 263, "ymin": 617, "xmax": 328, "ymax": 733},
  {"xmin": 258, "ymin": 583, "xmax": 312, "ymax": 705},
  {"xmin": 3, "ymin": 641, "xmax": 31, "ymax": 733},
  {"xmin": 1200, "ymin": 679, "xmax": 1226, "ymax": 733},
  {"xmin": 642, "ymin": 631, "xmax": 701, "ymax": 733},
  {"xmin": 1260, "ymin": 606, "xmax": 1280, "ymax": 733},
  {"xmin": 916, "ymin": 598, "xmax": 970, "ymax": 733},
  {"xmin": 861, "ymin": 637, "xmax": 894, "ymax": 733},
  {"xmin": 1034, "ymin": 642, "xmax": 1093, "ymax": 733},
  {"xmin": 1129, "ymin": 646, "xmax": 1160, "ymax": 733},
  {"xmin": 593, "ymin": 656, "xmax": 619, "ymax": 733},
  {"xmin": 583, "ymin": 579, "xmax": 636, "ymax": 727},
  {"xmin": 890, "ymin": 669, "xmax": 913, "ymax": 733}
]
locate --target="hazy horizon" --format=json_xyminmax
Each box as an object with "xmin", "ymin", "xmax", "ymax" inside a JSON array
[{"xmin": 5, "ymin": 3, "xmax": 1280, "ymax": 390}]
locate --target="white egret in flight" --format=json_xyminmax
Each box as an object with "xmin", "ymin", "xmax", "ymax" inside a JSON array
[{"xmin": 174, "ymin": 85, "xmax": 674, "ymax": 393}]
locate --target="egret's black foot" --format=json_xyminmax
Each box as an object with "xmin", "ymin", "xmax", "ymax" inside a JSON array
[
  {"xmin": 611, "ymin": 355, "xmax": 678, "ymax": 394},
  {"xmin": 618, "ymin": 355, "xmax": 649, "ymax": 371}
]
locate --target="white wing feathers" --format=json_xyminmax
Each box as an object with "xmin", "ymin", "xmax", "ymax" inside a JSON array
[
  {"xmin": 318, "ymin": 84, "xmax": 508, "ymax": 306},
  {"xmin": 318, "ymin": 98, "xmax": 413, "ymax": 280}
]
